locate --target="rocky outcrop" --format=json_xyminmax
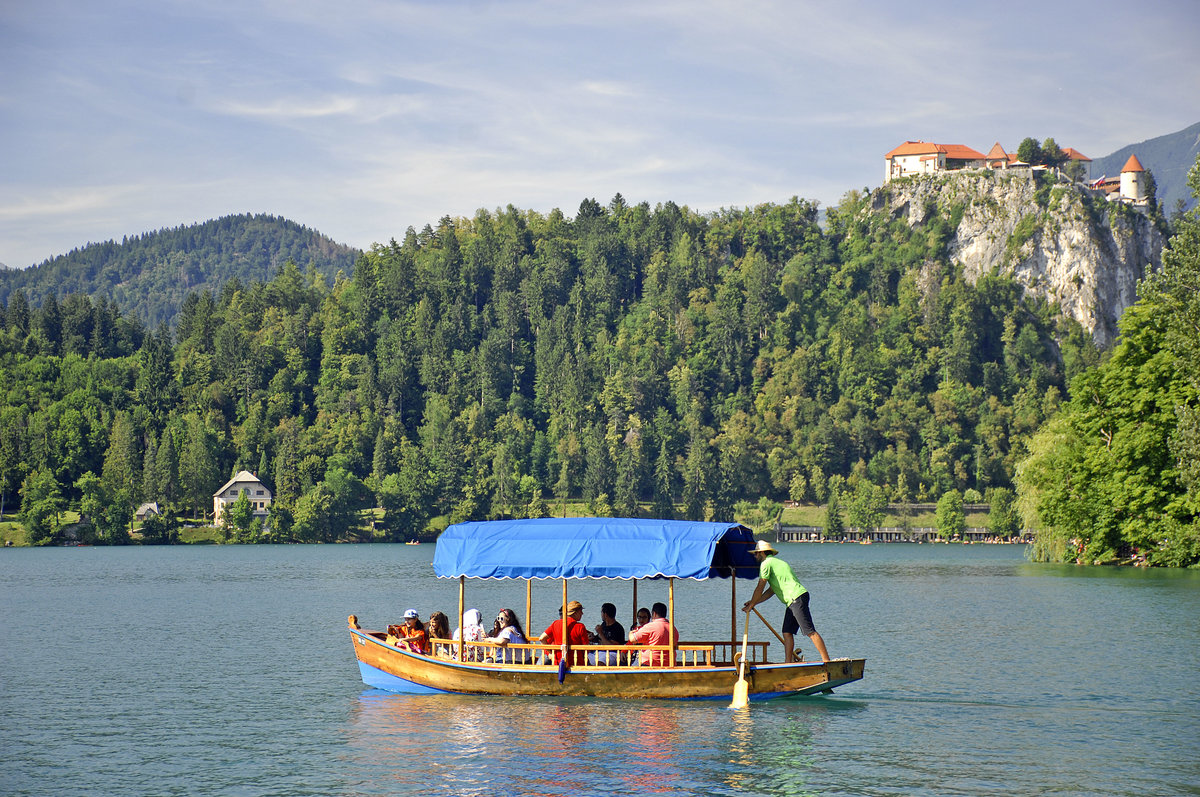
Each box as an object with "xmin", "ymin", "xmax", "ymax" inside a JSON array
[{"xmin": 874, "ymin": 170, "xmax": 1166, "ymax": 349}]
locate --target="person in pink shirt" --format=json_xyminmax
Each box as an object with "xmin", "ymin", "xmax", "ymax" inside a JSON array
[{"xmin": 627, "ymin": 602, "xmax": 678, "ymax": 666}]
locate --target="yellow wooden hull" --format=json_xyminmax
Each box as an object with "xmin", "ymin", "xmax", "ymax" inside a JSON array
[{"xmin": 350, "ymin": 626, "xmax": 864, "ymax": 701}]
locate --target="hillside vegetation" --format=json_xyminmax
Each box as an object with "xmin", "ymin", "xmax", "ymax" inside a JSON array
[
  {"xmin": 0, "ymin": 214, "xmax": 360, "ymax": 328},
  {"xmin": 1017, "ymin": 157, "xmax": 1200, "ymax": 566},
  {"xmin": 2, "ymin": 191, "xmax": 1103, "ymax": 547}
]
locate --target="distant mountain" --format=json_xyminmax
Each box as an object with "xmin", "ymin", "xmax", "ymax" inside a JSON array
[
  {"xmin": 0, "ymin": 214, "xmax": 361, "ymax": 328},
  {"xmin": 1090, "ymin": 121, "xmax": 1200, "ymax": 216}
]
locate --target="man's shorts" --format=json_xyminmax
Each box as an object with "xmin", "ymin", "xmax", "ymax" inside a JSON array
[{"xmin": 782, "ymin": 592, "xmax": 816, "ymax": 636}]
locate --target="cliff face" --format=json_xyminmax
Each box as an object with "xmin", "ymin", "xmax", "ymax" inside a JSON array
[{"xmin": 875, "ymin": 171, "xmax": 1166, "ymax": 349}]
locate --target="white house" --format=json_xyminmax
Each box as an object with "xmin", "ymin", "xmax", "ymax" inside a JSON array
[
  {"xmin": 213, "ymin": 471, "xmax": 272, "ymax": 524},
  {"xmin": 885, "ymin": 141, "xmax": 987, "ymax": 181}
]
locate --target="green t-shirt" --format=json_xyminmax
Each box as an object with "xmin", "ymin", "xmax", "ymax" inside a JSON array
[{"xmin": 759, "ymin": 555, "xmax": 807, "ymax": 605}]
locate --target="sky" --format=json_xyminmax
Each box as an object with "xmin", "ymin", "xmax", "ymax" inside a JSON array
[{"xmin": 1, "ymin": 0, "xmax": 1198, "ymax": 270}]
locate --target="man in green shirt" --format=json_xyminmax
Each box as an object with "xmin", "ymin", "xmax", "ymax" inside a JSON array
[{"xmin": 742, "ymin": 540, "xmax": 831, "ymax": 663}]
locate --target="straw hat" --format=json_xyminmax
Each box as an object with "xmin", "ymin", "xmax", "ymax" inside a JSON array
[
  {"xmin": 751, "ymin": 540, "xmax": 778, "ymax": 555},
  {"xmin": 566, "ymin": 600, "xmax": 584, "ymax": 614}
]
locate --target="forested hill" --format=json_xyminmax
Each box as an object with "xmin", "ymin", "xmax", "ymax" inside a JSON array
[
  {"xmin": 0, "ymin": 214, "xmax": 360, "ymax": 328},
  {"xmin": 2, "ymin": 195, "xmax": 1103, "ymax": 548}
]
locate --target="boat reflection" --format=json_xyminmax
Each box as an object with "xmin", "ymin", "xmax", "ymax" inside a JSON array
[{"xmin": 347, "ymin": 690, "xmax": 854, "ymax": 796}]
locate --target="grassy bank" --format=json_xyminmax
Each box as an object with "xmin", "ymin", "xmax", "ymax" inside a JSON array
[{"xmin": 0, "ymin": 503, "xmax": 995, "ymax": 546}]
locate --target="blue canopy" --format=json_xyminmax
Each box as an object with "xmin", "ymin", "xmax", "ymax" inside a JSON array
[{"xmin": 432, "ymin": 517, "xmax": 762, "ymax": 580}]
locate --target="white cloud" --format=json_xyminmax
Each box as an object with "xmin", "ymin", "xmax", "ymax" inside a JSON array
[
  {"xmin": 0, "ymin": 185, "xmax": 145, "ymax": 223},
  {"xmin": 208, "ymin": 96, "xmax": 362, "ymax": 121}
]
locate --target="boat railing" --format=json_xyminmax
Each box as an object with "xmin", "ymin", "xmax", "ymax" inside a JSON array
[
  {"xmin": 421, "ymin": 637, "xmax": 762, "ymax": 668},
  {"xmin": 706, "ymin": 640, "xmax": 769, "ymax": 666}
]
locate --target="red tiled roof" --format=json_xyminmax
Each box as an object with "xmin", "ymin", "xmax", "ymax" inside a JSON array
[
  {"xmin": 885, "ymin": 141, "xmax": 940, "ymax": 158},
  {"xmin": 1121, "ymin": 154, "xmax": 1145, "ymax": 172},
  {"xmin": 885, "ymin": 141, "xmax": 986, "ymax": 160},
  {"xmin": 941, "ymin": 144, "xmax": 986, "ymax": 160},
  {"xmin": 986, "ymin": 142, "xmax": 1008, "ymax": 159},
  {"xmin": 1062, "ymin": 147, "xmax": 1091, "ymax": 162}
]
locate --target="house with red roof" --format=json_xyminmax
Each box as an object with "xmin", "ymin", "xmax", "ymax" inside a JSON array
[
  {"xmin": 984, "ymin": 142, "xmax": 1018, "ymax": 169},
  {"xmin": 885, "ymin": 141, "xmax": 987, "ymax": 181},
  {"xmin": 1062, "ymin": 148, "xmax": 1092, "ymax": 174}
]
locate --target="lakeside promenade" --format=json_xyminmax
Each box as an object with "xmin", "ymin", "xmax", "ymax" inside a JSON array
[{"xmin": 776, "ymin": 524, "xmax": 1031, "ymax": 544}]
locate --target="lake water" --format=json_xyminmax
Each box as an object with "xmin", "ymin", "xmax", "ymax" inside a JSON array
[{"xmin": 2, "ymin": 543, "xmax": 1197, "ymax": 796}]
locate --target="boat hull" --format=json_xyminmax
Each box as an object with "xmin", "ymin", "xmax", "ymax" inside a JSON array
[{"xmin": 350, "ymin": 627, "xmax": 864, "ymax": 700}]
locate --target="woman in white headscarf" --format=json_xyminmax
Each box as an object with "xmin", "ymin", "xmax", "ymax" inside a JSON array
[{"xmin": 453, "ymin": 608, "xmax": 487, "ymax": 660}]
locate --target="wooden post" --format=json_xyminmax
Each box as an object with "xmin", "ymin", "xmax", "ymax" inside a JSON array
[
  {"xmin": 668, "ymin": 577, "xmax": 676, "ymax": 668},
  {"xmin": 730, "ymin": 567, "xmax": 737, "ymax": 655},
  {"xmin": 458, "ymin": 576, "xmax": 465, "ymax": 662},
  {"xmin": 632, "ymin": 580, "xmax": 639, "ymax": 627},
  {"xmin": 525, "ymin": 579, "xmax": 532, "ymax": 642},
  {"xmin": 561, "ymin": 578, "xmax": 569, "ymax": 664}
]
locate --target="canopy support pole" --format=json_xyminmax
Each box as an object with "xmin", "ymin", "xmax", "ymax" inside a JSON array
[
  {"xmin": 525, "ymin": 579, "xmax": 532, "ymax": 641},
  {"xmin": 457, "ymin": 576, "xmax": 465, "ymax": 662},
  {"xmin": 730, "ymin": 567, "xmax": 737, "ymax": 654},
  {"xmin": 668, "ymin": 577, "xmax": 676, "ymax": 667},
  {"xmin": 632, "ymin": 580, "xmax": 639, "ymax": 627},
  {"xmin": 561, "ymin": 578, "xmax": 569, "ymax": 664}
]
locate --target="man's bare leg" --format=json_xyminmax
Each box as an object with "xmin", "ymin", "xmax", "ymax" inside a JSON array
[{"xmin": 808, "ymin": 631, "xmax": 831, "ymax": 662}]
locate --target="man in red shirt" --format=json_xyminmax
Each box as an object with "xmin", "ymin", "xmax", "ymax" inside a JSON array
[
  {"xmin": 536, "ymin": 600, "xmax": 591, "ymax": 664},
  {"xmin": 628, "ymin": 602, "xmax": 679, "ymax": 666}
]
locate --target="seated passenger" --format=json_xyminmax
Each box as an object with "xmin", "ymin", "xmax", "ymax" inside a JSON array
[
  {"xmin": 589, "ymin": 602, "xmax": 626, "ymax": 665},
  {"xmin": 631, "ymin": 606, "xmax": 651, "ymax": 634},
  {"xmin": 396, "ymin": 608, "xmax": 429, "ymax": 654},
  {"xmin": 427, "ymin": 611, "xmax": 451, "ymax": 639},
  {"xmin": 453, "ymin": 608, "xmax": 487, "ymax": 660},
  {"xmin": 627, "ymin": 602, "xmax": 678, "ymax": 666},
  {"xmin": 425, "ymin": 611, "xmax": 451, "ymax": 657},
  {"xmin": 535, "ymin": 600, "xmax": 591, "ymax": 665},
  {"xmin": 486, "ymin": 608, "xmax": 529, "ymax": 664}
]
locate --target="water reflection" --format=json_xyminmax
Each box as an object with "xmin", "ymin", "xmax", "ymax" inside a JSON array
[{"xmin": 346, "ymin": 691, "xmax": 856, "ymax": 796}]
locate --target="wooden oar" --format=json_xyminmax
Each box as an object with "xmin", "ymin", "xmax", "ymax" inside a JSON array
[
  {"xmin": 750, "ymin": 606, "xmax": 801, "ymax": 660},
  {"xmin": 729, "ymin": 610, "xmax": 750, "ymax": 709}
]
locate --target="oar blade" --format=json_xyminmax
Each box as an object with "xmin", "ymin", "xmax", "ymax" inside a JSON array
[{"xmin": 730, "ymin": 677, "xmax": 749, "ymax": 709}]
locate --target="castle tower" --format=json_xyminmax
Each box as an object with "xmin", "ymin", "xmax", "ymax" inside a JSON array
[{"xmin": 1120, "ymin": 154, "xmax": 1146, "ymax": 202}]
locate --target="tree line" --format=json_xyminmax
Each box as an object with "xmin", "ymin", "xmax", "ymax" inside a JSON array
[{"xmin": 0, "ymin": 189, "xmax": 1110, "ymax": 548}]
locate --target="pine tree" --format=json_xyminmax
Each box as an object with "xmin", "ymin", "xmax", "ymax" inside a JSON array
[
  {"xmin": 650, "ymin": 442, "xmax": 675, "ymax": 520},
  {"xmin": 155, "ymin": 427, "xmax": 180, "ymax": 511},
  {"xmin": 180, "ymin": 415, "xmax": 218, "ymax": 519}
]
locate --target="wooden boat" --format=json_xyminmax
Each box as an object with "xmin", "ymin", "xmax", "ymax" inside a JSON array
[{"xmin": 347, "ymin": 518, "xmax": 865, "ymax": 701}]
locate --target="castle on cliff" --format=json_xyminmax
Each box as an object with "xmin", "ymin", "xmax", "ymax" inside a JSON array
[{"xmin": 884, "ymin": 141, "xmax": 1149, "ymax": 205}]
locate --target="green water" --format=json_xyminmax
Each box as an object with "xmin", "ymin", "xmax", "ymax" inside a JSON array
[{"xmin": 2, "ymin": 543, "xmax": 1197, "ymax": 796}]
